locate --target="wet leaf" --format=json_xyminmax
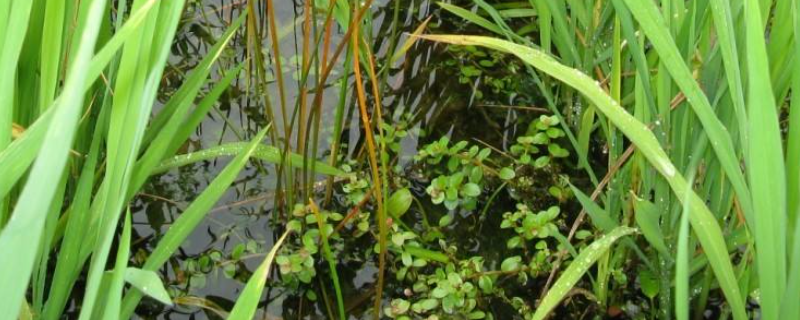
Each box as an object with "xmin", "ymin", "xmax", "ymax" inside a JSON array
[
  {"xmin": 388, "ymin": 188, "xmax": 414, "ymax": 218},
  {"xmin": 439, "ymin": 214, "xmax": 454, "ymax": 227},
  {"xmin": 501, "ymin": 256, "xmax": 522, "ymax": 272},
  {"xmin": 462, "ymin": 183, "xmax": 482, "ymax": 197},
  {"xmin": 639, "ymin": 269, "xmax": 660, "ymax": 299},
  {"xmin": 499, "ymin": 167, "xmax": 516, "ymax": 180},
  {"xmin": 124, "ymin": 268, "xmax": 172, "ymax": 306}
]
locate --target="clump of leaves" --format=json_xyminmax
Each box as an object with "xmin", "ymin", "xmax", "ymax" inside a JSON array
[
  {"xmin": 445, "ymin": 45, "xmax": 520, "ymax": 100},
  {"xmin": 501, "ymin": 204, "xmax": 560, "ymax": 243},
  {"xmin": 377, "ymin": 112, "xmax": 415, "ymax": 155},
  {"xmin": 174, "ymin": 238, "xmax": 262, "ymax": 292},
  {"xmin": 415, "ymin": 137, "xmax": 491, "ymax": 210},
  {"xmin": 510, "ymin": 115, "xmax": 569, "ymax": 169},
  {"xmin": 500, "ymin": 204, "xmax": 561, "ymax": 280},
  {"xmin": 387, "ymin": 257, "xmax": 490, "ymax": 320},
  {"xmin": 275, "ymin": 204, "xmax": 343, "ymax": 291},
  {"xmin": 341, "ymin": 164, "xmax": 371, "ymax": 205}
]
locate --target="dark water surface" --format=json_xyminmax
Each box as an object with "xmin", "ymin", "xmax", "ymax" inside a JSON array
[{"xmin": 125, "ymin": 1, "xmax": 548, "ymax": 319}]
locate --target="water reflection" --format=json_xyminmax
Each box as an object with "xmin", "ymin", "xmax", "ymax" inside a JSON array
[{"xmin": 130, "ymin": 0, "xmax": 537, "ymax": 318}]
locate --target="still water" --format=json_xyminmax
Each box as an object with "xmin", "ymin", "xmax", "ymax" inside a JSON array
[{"xmin": 121, "ymin": 1, "xmax": 540, "ymax": 318}]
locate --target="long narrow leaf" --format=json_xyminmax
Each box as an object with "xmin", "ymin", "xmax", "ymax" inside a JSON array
[
  {"xmin": 417, "ymin": 34, "xmax": 747, "ymax": 320},
  {"xmin": 621, "ymin": 0, "xmax": 753, "ymax": 226},
  {"xmin": 533, "ymin": 226, "xmax": 636, "ymax": 320},
  {"xmin": 152, "ymin": 142, "xmax": 344, "ymax": 176},
  {"xmin": 120, "ymin": 126, "xmax": 269, "ymax": 318},
  {"xmin": 0, "ymin": 0, "xmax": 106, "ymax": 317},
  {"xmin": 675, "ymin": 180, "xmax": 693, "ymax": 320},
  {"xmin": 744, "ymin": 0, "xmax": 788, "ymax": 318},
  {"xmin": 437, "ymin": 2, "xmax": 503, "ymax": 35},
  {"xmin": 227, "ymin": 230, "xmax": 291, "ymax": 319}
]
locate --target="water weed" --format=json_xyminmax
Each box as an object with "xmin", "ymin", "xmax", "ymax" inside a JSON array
[{"xmin": 1, "ymin": 0, "xmax": 798, "ymax": 319}]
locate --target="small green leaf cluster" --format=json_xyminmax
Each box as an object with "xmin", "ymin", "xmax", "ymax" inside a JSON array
[
  {"xmin": 415, "ymin": 137, "xmax": 490, "ymax": 210},
  {"xmin": 500, "ymin": 204, "xmax": 561, "ymax": 279},
  {"xmin": 386, "ymin": 257, "xmax": 490, "ymax": 320},
  {"xmin": 445, "ymin": 45, "xmax": 519, "ymax": 100},
  {"xmin": 501, "ymin": 204, "xmax": 560, "ymax": 241},
  {"xmin": 339, "ymin": 164, "xmax": 373, "ymax": 237},
  {"xmin": 178, "ymin": 239, "xmax": 260, "ymax": 291},
  {"xmin": 276, "ymin": 204, "xmax": 343, "ymax": 290},
  {"xmin": 181, "ymin": 250, "xmax": 221, "ymax": 290},
  {"xmin": 377, "ymin": 112, "xmax": 415, "ymax": 154},
  {"xmin": 382, "ymin": 224, "xmax": 431, "ymax": 282},
  {"xmin": 341, "ymin": 166, "xmax": 371, "ymax": 205},
  {"xmin": 510, "ymin": 115, "xmax": 569, "ymax": 169}
]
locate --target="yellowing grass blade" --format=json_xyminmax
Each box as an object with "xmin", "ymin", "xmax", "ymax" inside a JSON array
[{"xmin": 391, "ymin": 16, "xmax": 432, "ymax": 64}]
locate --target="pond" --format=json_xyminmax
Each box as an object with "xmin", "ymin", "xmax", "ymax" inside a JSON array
[
  {"xmin": 5, "ymin": 0, "xmax": 789, "ymax": 319},
  {"xmin": 115, "ymin": 1, "xmax": 588, "ymax": 319}
]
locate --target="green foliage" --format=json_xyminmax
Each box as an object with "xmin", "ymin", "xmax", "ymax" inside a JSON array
[
  {"xmin": 276, "ymin": 203, "xmax": 344, "ymax": 290},
  {"xmin": 501, "ymin": 205, "xmax": 559, "ymax": 247},
  {"xmin": 4, "ymin": 0, "xmax": 798, "ymax": 319},
  {"xmin": 417, "ymin": 137, "xmax": 490, "ymax": 210},
  {"xmin": 443, "ymin": 45, "xmax": 521, "ymax": 100},
  {"xmin": 387, "ymin": 257, "xmax": 490, "ymax": 320}
]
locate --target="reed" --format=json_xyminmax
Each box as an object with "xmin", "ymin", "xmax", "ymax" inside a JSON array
[
  {"xmin": 2, "ymin": 0, "xmax": 799, "ymax": 319},
  {"xmin": 422, "ymin": 0, "xmax": 798, "ymax": 318}
]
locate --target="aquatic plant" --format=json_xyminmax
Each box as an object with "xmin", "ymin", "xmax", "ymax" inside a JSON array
[
  {"xmin": 422, "ymin": 0, "xmax": 799, "ymax": 318},
  {"xmin": 1, "ymin": 0, "xmax": 798, "ymax": 319}
]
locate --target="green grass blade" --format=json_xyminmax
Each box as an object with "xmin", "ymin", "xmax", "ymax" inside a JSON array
[
  {"xmin": 528, "ymin": 0, "xmax": 551, "ymax": 53},
  {"xmin": 610, "ymin": 0, "xmax": 658, "ymax": 116},
  {"xmin": 152, "ymin": 142, "xmax": 344, "ymax": 177},
  {"xmin": 569, "ymin": 184, "xmax": 617, "ymax": 232},
  {"xmin": 707, "ymin": 0, "xmax": 748, "ymax": 150},
  {"xmin": 743, "ymin": 0, "xmax": 788, "ymax": 318},
  {"xmin": 102, "ymin": 210, "xmax": 132, "ymax": 320},
  {"xmin": 41, "ymin": 122, "xmax": 103, "ymax": 320},
  {"xmin": 123, "ymin": 268, "xmax": 172, "ymax": 306},
  {"xmin": 543, "ymin": 0, "xmax": 579, "ymax": 65},
  {"xmin": 787, "ymin": 0, "xmax": 800, "ymax": 263},
  {"xmin": 621, "ymin": 0, "xmax": 754, "ymax": 225},
  {"xmin": 0, "ymin": 0, "xmax": 33, "ymax": 152},
  {"xmin": 417, "ymin": 34, "xmax": 748, "ymax": 320},
  {"xmin": 228, "ymin": 230, "xmax": 291, "ymax": 319},
  {"xmin": 675, "ymin": 180, "xmax": 692, "ymax": 320},
  {"xmin": 141, "ymin": 12, "xmax": 246, "ymax": 145},
  {"xmin": 785, "ymin": 1, "xmax": 800, "ymax": 316},
  {"xmin": 633, "ymin": 197, "xmax": 670, "ymax": 257},
  {"xmin": 0, "ymin": 107, "xmax": 54, "ymax": 199},
  {"xmin": 120, "ymin": 126, "xmax": 269, "ymax": 318},
  {"xmin": 131, "ymin": 18, "xmax": 245, "ymax": 191},
  {"xmin": 38, "ymin": 0, "xmax": 66, "ymax": 111},
  {"xmin": 310, "ymin": 200, "xmax": 346, "ymax": 320},
  {"xmin": 0, "ymin": 0, "xmax": 106, "ymax": 317},
  {"xmin": 436, "ymin": 2, "xmax": 504, "ymax": 35},
  {"xmin": 164, "ymin": 64, "xmax": 244, "ymax": 157},
  {"xmin": 532, "ymin": 226, "xmax": 636, "ymax": 320},
  {"xmin": 83, "ymin": 0, "xmax": 157, "ymax": 93}
]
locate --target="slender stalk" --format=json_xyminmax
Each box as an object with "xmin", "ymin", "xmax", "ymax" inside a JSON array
[
  {"xmin": 351, "ymin": 4, "xmax": 387, "ymax": 317},
  {"xmin": 309, "ymin": 199, "xmax": 346, "ymax": 320}
]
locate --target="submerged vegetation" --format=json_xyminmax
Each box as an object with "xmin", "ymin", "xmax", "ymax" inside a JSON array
[{"xmin": 0, "ymin": 0, "xmax": 799, "ymax": 319}]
